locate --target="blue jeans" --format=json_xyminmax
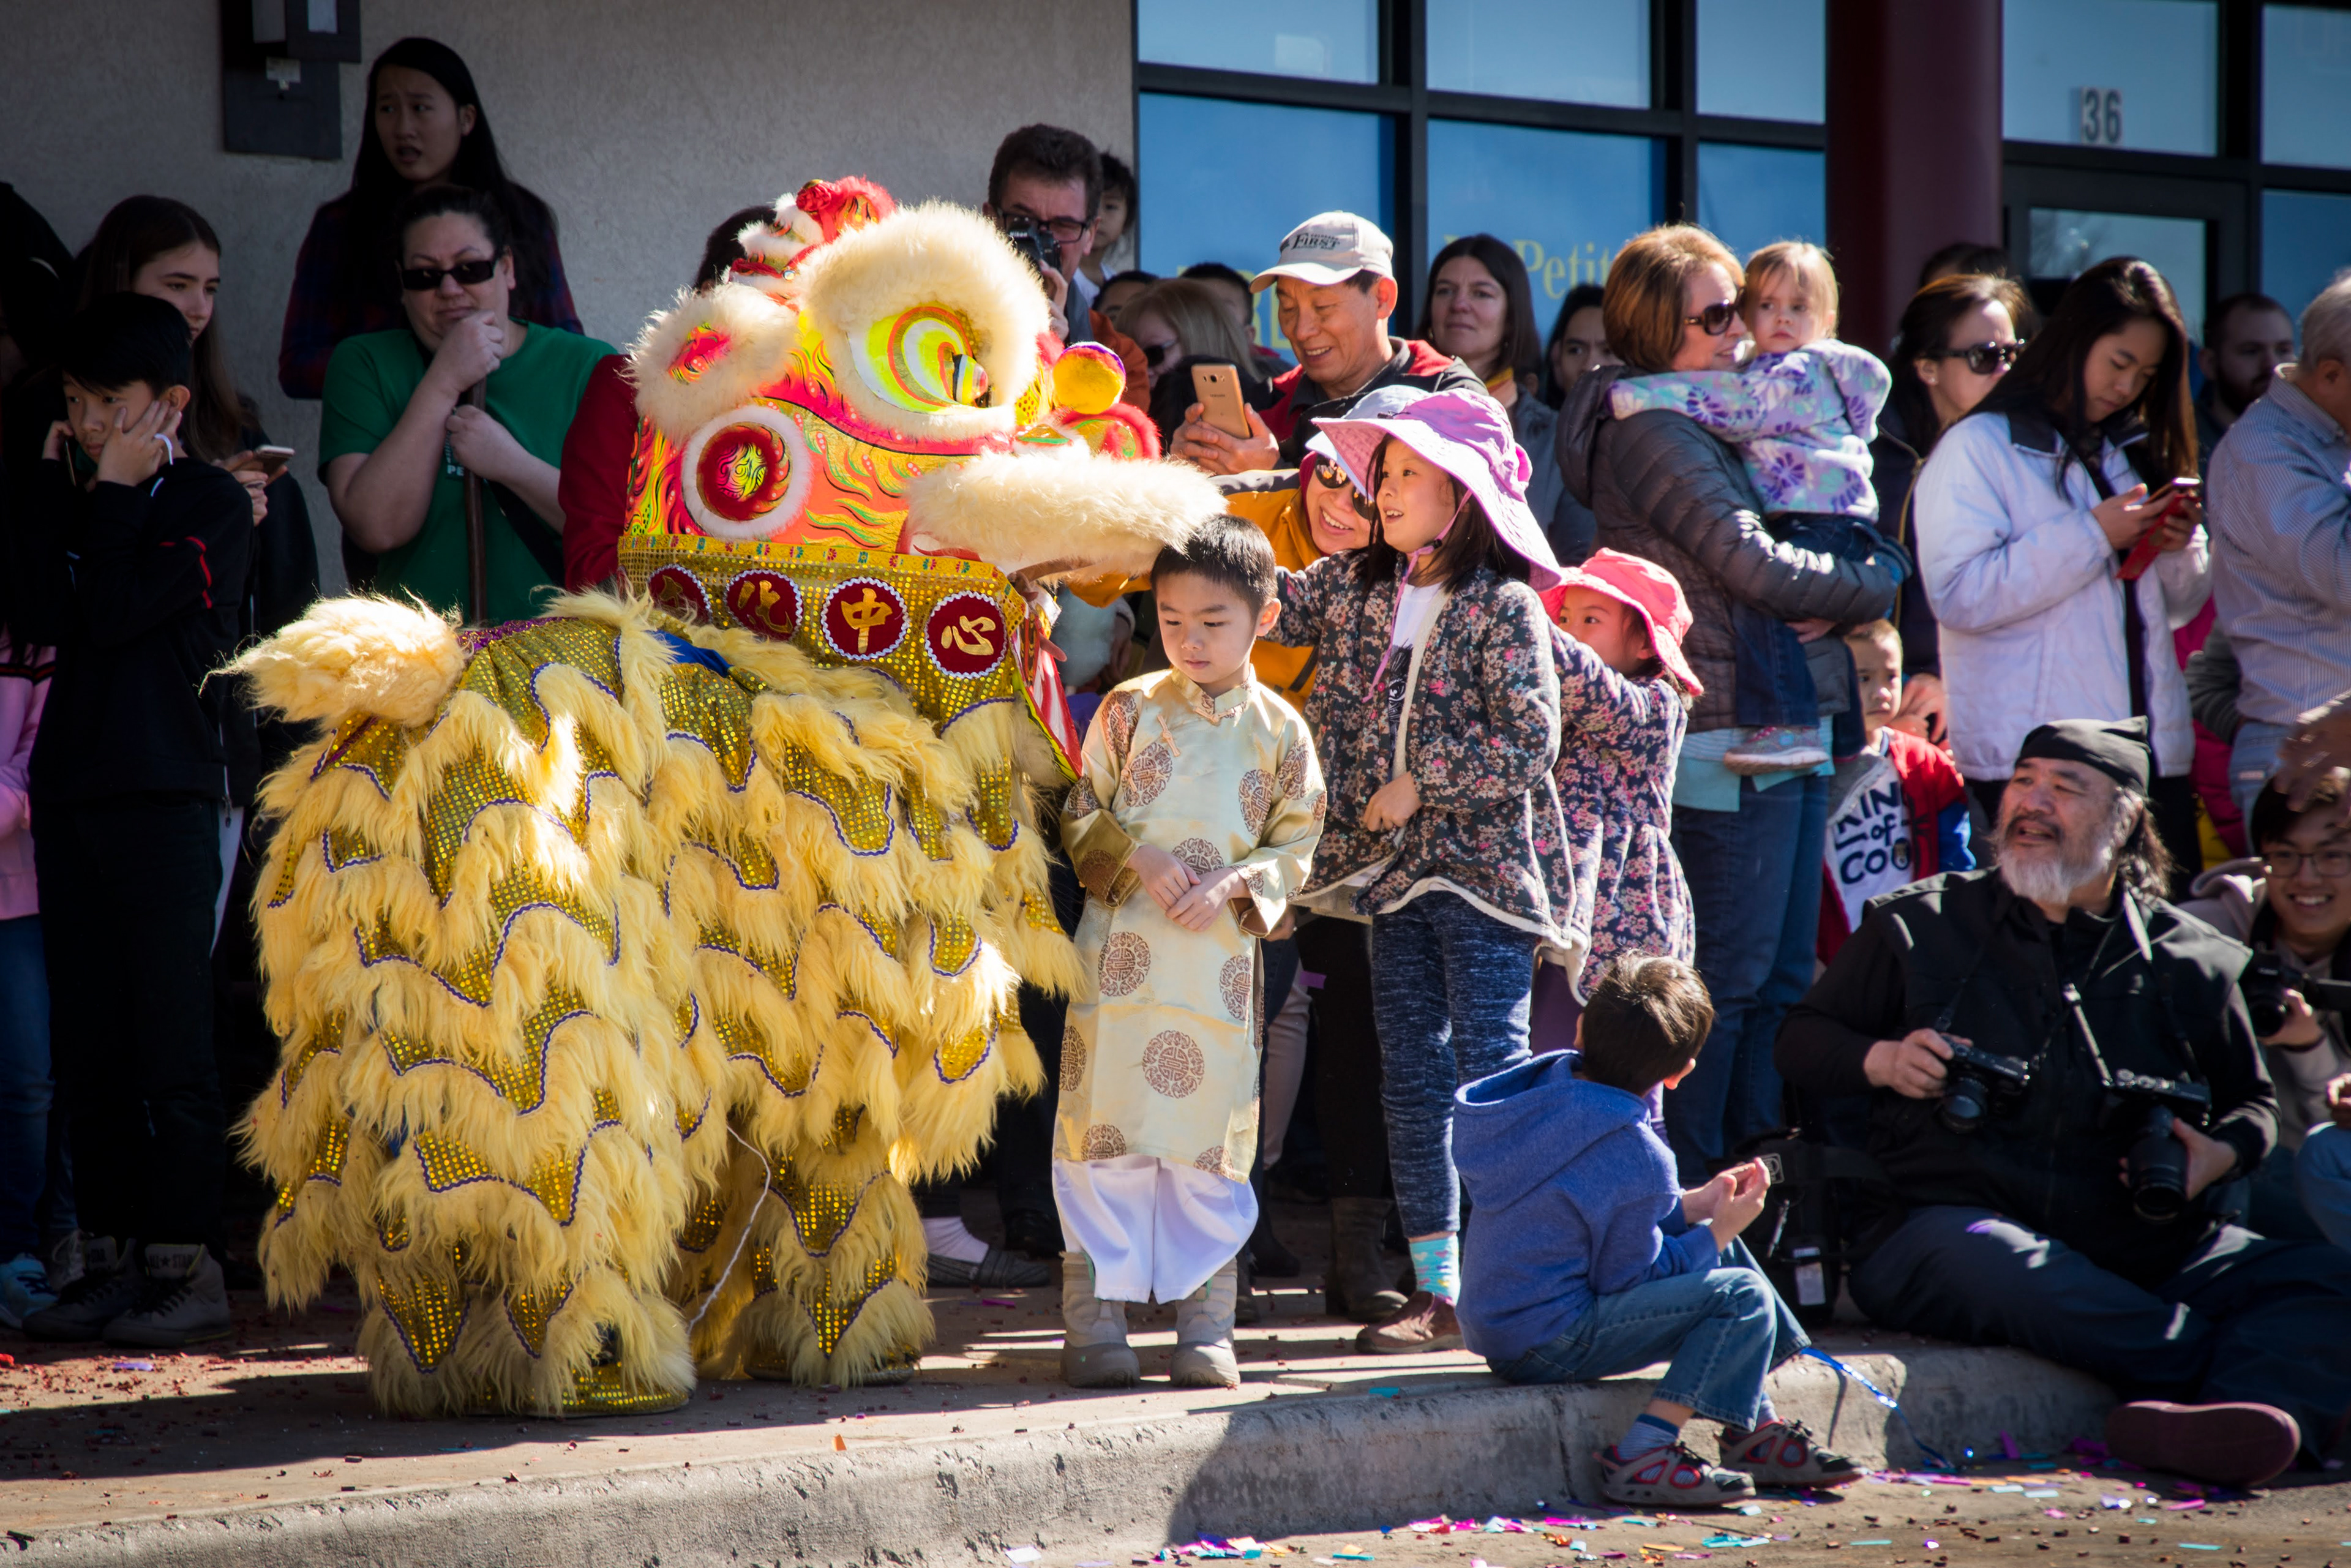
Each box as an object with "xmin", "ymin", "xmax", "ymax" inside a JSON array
[
  {"xmin": 1668, "ymin": 773, "xmax": 1829, "ymax": 1182},
  {"xmin": 1488, "ymin": 1238, "xmax": 1806, "ymax": 1430},
  {"xmin": 1370, "ymin": 891, "xmax": 1537, "ymax": 1237},
  {"xmin": 0, "ymin": 912, "xmax": 61, "ymax": 1257},
  {"xmin": 2298, "ymin": 1124, "xmax": 2351, "ymax": 1250},
  {"xmin": 2230, "ymin": 720, "xmax": 2293, "ymax": 822}
]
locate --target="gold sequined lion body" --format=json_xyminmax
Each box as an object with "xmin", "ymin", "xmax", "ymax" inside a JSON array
[{"xmin": 235, "ymin": 184, "xmax": 1218, "ymax": 1417}]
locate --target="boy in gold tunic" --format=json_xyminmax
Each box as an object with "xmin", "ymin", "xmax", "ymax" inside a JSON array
[{"xmin": 1056, "ymin": 517, "xmax": 1326, "ymax": 1387}]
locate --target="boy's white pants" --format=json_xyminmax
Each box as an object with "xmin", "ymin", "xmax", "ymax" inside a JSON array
[{"xmin": 1053, "ymin": 1155, "xmax": 1257, "ymax": 1304}]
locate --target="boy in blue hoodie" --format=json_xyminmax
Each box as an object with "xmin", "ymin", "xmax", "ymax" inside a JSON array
[{"xmin": 1454, "ymin": 956, "xmax": 1861, "ymax": 1506}]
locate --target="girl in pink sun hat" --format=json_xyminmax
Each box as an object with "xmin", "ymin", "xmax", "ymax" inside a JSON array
[
  {"xmin": 1533, "ymin": 549, "xmax": 1702, "ymax": 1081},
  {"xmin": 1263, "ymin": 387, "xmax": 1575, "ymax": 1356}
]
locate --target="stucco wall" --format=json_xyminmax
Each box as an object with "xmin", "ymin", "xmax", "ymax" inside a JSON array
[{"xmin": 1, "ymin": 0, "xmax": 1135, "ymax": 590}]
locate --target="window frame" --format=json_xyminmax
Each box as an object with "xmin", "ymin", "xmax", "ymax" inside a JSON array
[{"xmin": 1131, "ymin": 0, "xmax": 1824, "ymax": 318}]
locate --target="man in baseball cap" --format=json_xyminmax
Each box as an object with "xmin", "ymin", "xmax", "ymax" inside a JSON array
[{"xmin": 1172, "ymin": 210, "xmax": 1482, "ymax": 476}]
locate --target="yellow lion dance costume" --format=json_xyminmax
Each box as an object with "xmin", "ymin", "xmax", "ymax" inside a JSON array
[{"xmin": 236, "ymin": 181, "xmax": 1218, "ymax": 1417}]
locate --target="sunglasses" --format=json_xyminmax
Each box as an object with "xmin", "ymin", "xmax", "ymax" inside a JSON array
[
  {"xmin": 1931, "ymin": 340, "xmax": 2025, "ymax": 375},
  {"xmin": 1682, "ymin": 302, "xmax": 1741, "ymax": 336},
  {"xmin": 399, "ymin": 257, "xmax": 500, "ymax": 293},
  {"xmin": 1140, "ymin": 340, "xmax": 1177, "ymax": 369},
  {"xmin": 1307, "ymin": 457, "xmax": 1379, "ymax": 520}
]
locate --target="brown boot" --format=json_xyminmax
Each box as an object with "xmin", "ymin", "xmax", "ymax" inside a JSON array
[
  {"xmin": 1354, "ymin": 1290, "xmax": 1462, "ymax": 1354},
  {"xmin": 1325, "ymin": 1197, "xmax": 1407, "ymax": 1322}
]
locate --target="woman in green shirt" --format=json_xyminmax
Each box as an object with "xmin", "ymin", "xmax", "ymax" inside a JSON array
[{"xmin": 321, "ymin": 184, "xmax": 613, "ymax": 626}]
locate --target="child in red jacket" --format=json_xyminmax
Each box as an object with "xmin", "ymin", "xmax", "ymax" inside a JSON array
[{"xmin": 1818, "ymin": 620, "xmax": 1972, "ymax": 961}]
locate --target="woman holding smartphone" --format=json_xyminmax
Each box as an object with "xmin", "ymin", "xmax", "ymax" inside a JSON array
[{"xmin": 1911, "ymin": 256, "xmax": 2208, "ymax": 888}]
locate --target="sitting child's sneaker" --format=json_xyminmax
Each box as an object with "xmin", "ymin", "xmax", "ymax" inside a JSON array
[
  {"xmin": 1718, "ymin": 1419, "xmax": 1864, "ymax": 1487},
  {"xmin": 1595, "ymin": 1441, "xmax": 1758, "ymax": 1507},
  {"xmin": 1722, "ymin": 726, "xmax": 1829, "ymax": 776},
  {"xmin": 2104, "ymin": 1400, "xmax": 2301, "ymax": 1488}
]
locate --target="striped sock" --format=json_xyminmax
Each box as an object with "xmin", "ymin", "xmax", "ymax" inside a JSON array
[
  {"xmin": 1616, "ymin": 1412, "xmax": 1681, "ymax": 1460},
  {"xmin": 1407, "ymin": 1233, "xmax": 1460, "ymax": 1302}
]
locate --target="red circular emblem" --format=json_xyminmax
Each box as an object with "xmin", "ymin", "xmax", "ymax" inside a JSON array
[
  {"xmin": 693, "ymin": 421, "xmax": 794, "ymax": 524},
  {"xmin": 923, "ymin": 591, "xmax": 1008, "ymax": 678},
  {"xmin": 820, "ymin": 577, "xmax": 907, "ymax": 661},
  {"xmin": 724, "ymin": 569, "xmax": 800, "ymax": 640},
  {"xmin": 645, "ymin": 565, "xmax": 711, "ymax": 623}
]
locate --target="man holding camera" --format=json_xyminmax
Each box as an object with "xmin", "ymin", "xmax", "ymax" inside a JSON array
[
  {"xmin": 1779, "ymin": 718, "xmax": 2351, "ymax": 1488},
  {"xmin": 978, "ymin": 123, "xmax": 1147, "ymax": 406},
  {"xmin": 2180, "ymin": 774, "xmax": 2351, "ymax": 1248}
]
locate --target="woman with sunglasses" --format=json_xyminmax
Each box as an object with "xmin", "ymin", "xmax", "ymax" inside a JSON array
[
  {"xmin": 1872, "ymin": 274, "xmax": 2033, "ymax": 744},
  {"xmin": 1557, "ymin": 225, "xmax": 1899, "ymax": 1184},
  {"xmin": 320, "ymin": 186, "xmax": 614, "ymax": 626},
  {"xmin": 1123, "ymin": 279, "xmax": 1267, "ymax": 446},
  {"xmin": 1911, "ymin": 256, "xmax": 2208, "ymax": 890},
  {"xmin": 279, "ymin": 37, "xmax": 578, "ymax": 402}
]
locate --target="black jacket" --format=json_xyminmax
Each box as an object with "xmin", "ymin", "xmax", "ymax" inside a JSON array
[
  {"xmin": 21, "ymin": 457, "xmax": 258, "ymax": 805},
  {"xmin": 1869, "ymin": 407, "xmax": 1940, "ymax": 679},
  {"xmin": 1777, "ymin": 868, "xmax": 2275, "ymax": 1286}
]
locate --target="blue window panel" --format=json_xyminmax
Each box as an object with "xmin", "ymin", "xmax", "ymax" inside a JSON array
[
  {"xmin": 1696, "ymin": 0, "xmax": 1824, "ymax": 123},
  {"xmin": 2003, "ymin": 0, "xmax": 2216, "ymax": 156},
  {"xmin": 1139, "ymin": 94, "xmax": 1393, "ymax": 345},
  {"xmin": 2028, "ymin": 209, "xmax": 2207, "ymax": 340},
  {"xmin": 1427, "ymin": 0, "xmax": 1648, "ymax": 107},
  {"xmin": 1695, "ymin": 143, "xmax": 1825, "ymax": 264},
  {"xmin": 1137, "ymin": 0, "xmax": 1379, "ymax": 83},
  {"xmin": 2264, "ymin": 190, "xmax": 2351, "ymax": 320},
  {"xmin": 2263, "ymin": 6, "xmax": 2351, "ymax": 170},
  {"xmin": 1428, "ymin": 119, "xmax": 1663, "ymax": 336}
]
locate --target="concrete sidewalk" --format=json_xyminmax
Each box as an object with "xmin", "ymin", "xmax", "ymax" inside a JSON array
[{"xmin": 0, "ymin": 1200, "xmax": 2118, "ymax": 1567}]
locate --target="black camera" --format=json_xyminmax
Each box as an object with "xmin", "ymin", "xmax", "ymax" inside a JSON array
[
  {"xmin": 2110, "ymin": 1068, "xmax": 2214, "ymax": 1222},
  {"xmin": 999, "ymin": 216, "xmax": 1062, "ymax": 283},
  {"xmin": 1937, "ymin": 1038, "xmax": 2033, "ymax": 1135},
  {"xmin": 2241, "ymin": 948, "xmax": 2351, "ymax": 1038}
]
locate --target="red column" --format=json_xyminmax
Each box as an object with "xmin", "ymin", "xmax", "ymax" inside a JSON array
[{"xmin": 1826, "ymin": 0, "xmax": 2005, "ymax": 353}]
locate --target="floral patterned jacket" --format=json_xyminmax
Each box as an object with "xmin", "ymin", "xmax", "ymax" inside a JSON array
[
  {"xmin": 1268, "ymin": 553, "xmax": 1576, "ymax": 955},
  {"xmin": 1550, "ymin": 630, "xmax": 1694, "ymax": 994},
  {"xmin": 1608, "ymin": 339, "xmax": 1891, "ymax": 520}
]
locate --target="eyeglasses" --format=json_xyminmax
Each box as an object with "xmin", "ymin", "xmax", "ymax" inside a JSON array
[
  {"xmin": 1682, "ymin": 302, "xmax": 1741, "ymax": 336},
  {"xmin": 399, "ymin": 258, "xmax": 500, "ymax": 293},
  {"xmin": 1930, "ymin": 341, "xmax": 2025, "ymax": 375},
  {"xmin": 2265, "ymin": 848, "xmax": 2351, "ymax": 879},
  {"xmin": 1002, "ymin": 210, "xmax": 1092, "ymax": 244}
]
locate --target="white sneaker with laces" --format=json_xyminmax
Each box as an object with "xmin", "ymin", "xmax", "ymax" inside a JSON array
[{"xmin": 0, "ymin": 1251, "xmax": 55, "ymax": 1330}]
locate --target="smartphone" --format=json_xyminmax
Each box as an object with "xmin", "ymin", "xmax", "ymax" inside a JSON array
[
  {"xmin": 252, "ymin": 445, "xmax": 295, "ymax": 480},
  {"xmin": 1190, "ymin": 361, "xmax": 1251, "ymax": 440},
  {"xmin": 2117, "ymin": 476, "xmax": 2199, "ymax": 580}
]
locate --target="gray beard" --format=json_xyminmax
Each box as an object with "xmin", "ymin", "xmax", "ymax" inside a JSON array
[{"xmin": 1997, "ymin": 827, "xmax": 2117, "ymax": 908}]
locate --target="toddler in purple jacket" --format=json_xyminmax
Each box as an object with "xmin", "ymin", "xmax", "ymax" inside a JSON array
[{"xmin": 1453, "ymin": 956, "xmax": 1862, "ymax": 1506}]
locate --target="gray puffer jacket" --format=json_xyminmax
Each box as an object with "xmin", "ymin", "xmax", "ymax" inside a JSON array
[{"xmin": 1559, "ymin": 365, "xmax": 1901, "ymax": 733}]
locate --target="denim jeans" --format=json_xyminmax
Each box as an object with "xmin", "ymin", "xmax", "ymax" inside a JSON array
[
  {"xmin": 2297, "ymin": 1124, "xmax": 2351, "ymax": 1250},
  {"xmin": 1667, "ymin": 773, "xmax": 1829, "ymax": 1182},
  {"xmin": 0, "ymin": 913, "xmax": 59, "ymax": 1258},
  {"xmin": 2230, "ymin": 720, "xmax": 2293, "ymax": 822},
  {"xmin": 1370, "ymin": 891, "xmax": 1538, "ymax": 1237},
  {"xmin": 1487, "ymin": 1238, "xmax": 1806, "ymax": 1430},
  {"xmin": 1728, "ymin": 606, "xmax": 1818, "ymax": 729}
]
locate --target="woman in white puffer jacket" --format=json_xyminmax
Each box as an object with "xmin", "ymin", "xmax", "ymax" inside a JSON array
[{"xmin": 1913, "ymin": 257, "xmax": 2210, "ymax": 887}]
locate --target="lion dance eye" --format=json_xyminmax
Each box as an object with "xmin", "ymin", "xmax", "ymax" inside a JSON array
[{"xmin": 854, "ymin": 304, "xmax": 988, "ymax": 413}]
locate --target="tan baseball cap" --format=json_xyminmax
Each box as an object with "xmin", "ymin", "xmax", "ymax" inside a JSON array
[{"xmin": 1251, "ymin": 211, "xmax": 1395, "ymax": 291}]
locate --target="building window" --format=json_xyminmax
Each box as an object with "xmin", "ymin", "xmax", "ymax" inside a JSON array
[
  {"xmin": 2002, "ymin": 0, "xmax": 2218, "ymax": 156},
  {"xmin": 1136, "ymin": 0, "xmax": 1381, "ymax": 83},
  {"xmin": 1425, "ymin": 0, "xmax": 1650, "ymax": 107},
  {"xmin": 1695, "ymin": 0, "xmax": 1825, "ymax": 124},
  {"xmin": 2263, "ymin": 189, "xmax": 2351, "ymax": 316},
  {"xmin": 1697, "ymin": 143, "xmax": 1826, "ymax": 262},
  {"xmin": 2262, "ymin": 6, "xmax": 2351, "ymax": 171},
  {"xmin": 1136, "ymin": 92, "xmax": 1395, "ymax": 279},
  {"xmin": 2029, "ymin": 209, "xmax": 2211, "ymax": 338},
  {"xmin": 1428, "ymin": 121, "xmax": 1662, "ymax": 317}
]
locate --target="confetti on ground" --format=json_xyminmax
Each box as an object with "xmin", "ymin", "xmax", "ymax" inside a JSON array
[
  {"xmin": 1369, "ymin": 1387, "xmax": 1400, "ymax": 1398},
  {"xmin": 1004, "ymin": 1548, "xmax": 1041, "ymax": 1564},
  {"xmin": 109, "ymin": 1360, "xmax": 154, "ymax": 1372},
  {"xmin": 2100, "ymin": 1496, "xmax": 2131, "ymax": 1509},
  {"xmin": 2165, "ymin": 1499, "xmax": 2208, "ymax": 1510},
  {"xmin": 1846, "ymin": 1540, "xmax": 1892, "ymax": 1548},
  {"xmin": 1701, "ymin": 1534, "xmax": 1767, "ymax": 1548},
  {"xmin": 2024, "ymin": 1488, "xmax": 2060, "ymax": 1497},
  {"xmin": 2175, "ymin": 1545, "xmax": 2221, "ymax": 1551}
]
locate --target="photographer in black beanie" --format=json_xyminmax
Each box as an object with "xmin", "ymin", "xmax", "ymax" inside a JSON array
[{"xmin": 1779, "ymin": 717, "xmax": 2351, "ymax": 1488}]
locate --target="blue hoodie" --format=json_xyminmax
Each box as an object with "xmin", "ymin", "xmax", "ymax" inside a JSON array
[{"xmin": 1453, "ymin": 1052, "xmax": 1719, "ymax": 1364}]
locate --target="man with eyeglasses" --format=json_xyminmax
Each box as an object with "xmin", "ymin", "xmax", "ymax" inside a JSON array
[
  {"xmin": 2209, "ymin": 274, "xmax": 2351, "ymax": 823},
  {"xmin": 978, "ymin": 123, "xmax": 1147, "ymax": 408},
  {"xmin": 1172, "ymin": 212, "xmax": 1483, "ymax": 475},
  {"xmin": 2181, "ymin": 773, "xmax": 2351, "ymax": 1251}
]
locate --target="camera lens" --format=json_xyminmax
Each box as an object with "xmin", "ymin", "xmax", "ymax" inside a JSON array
[
  {"xmin": 2127, "ymin": 1103, "xmax": 2191, "ymax": 1221},
  {"xmin": 1939, "ymin": 1076, "xmax": 1989, "ymax": 1136}
]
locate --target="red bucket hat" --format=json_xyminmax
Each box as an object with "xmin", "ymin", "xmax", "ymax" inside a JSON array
[{"xmin": 1541, "ymin": 548, "xmax": 1703, "ymax": 699}]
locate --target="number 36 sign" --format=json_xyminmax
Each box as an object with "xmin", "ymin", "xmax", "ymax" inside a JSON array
[{"xmin": 2077, "ymin": 87, "xmax": 2124, "ymax": 146}]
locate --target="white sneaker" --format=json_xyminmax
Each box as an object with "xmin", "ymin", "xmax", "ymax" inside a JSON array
[
  {"xmin": 1170, "ymin": 1260, "xmax": 1241, "ymax": 1389},
  {"xmin": 1722, "ymin": 726, "xmax": 1830, "ymax": 776},
  {"xmin": 104, "ymin": 1243, "xmax": 233, "ymax": 1348},
  {"xmin": 0, "ymin": 1252, "xmax": 55, "ymax": 1330}
]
